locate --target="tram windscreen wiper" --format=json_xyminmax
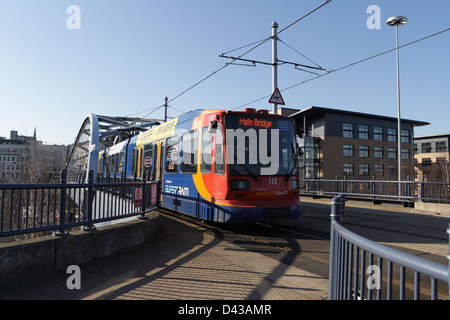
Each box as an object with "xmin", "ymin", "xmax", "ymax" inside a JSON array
[{"xmin": 233, "ymin": 150, "xmax": 258, "ymax": 181}]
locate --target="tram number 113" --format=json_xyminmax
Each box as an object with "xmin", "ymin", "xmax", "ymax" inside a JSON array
[{"xmin": 269, "ymin": 177, "xmax": 278, "ymax": 185}]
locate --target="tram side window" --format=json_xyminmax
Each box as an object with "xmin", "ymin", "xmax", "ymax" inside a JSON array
[
  {"xmin": 132, "ymin": 148, "xmax": 136, "ymax": 175},
  {"xmin": 115, "ymin": 153, "xmax": 120, "ymax": 172},
  {"xmin": 119, "ymin": 151, "xmax": 125, "ymax": 173},
  {"xmin": 107, "ymin": 155, "xmax": 113, "ymax": 173},
  {"xmin": 180, "ymin": 129, "xmax": 198, "ymax": 174},
  {"xmin": 153, "ymin": 144, "xmax": 158, "ymax": 179},
  {"xmin": 201, "ymin": 127, "xmax": 212, "ymax": 174},
  {"xmin": 144, "ymin": 144, "xmax": 153, "ymax": 175},
  {"xmin": 214, "ymin": 125, "xmax": 224, "ymax": 175},
  {"xmin": 165, "ymin": 136, "xmax": 179, "ymax": 173}
]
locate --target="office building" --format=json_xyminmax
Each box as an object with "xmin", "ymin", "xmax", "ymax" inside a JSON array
[
  {"xmin": 288, "ymin": 106, "xmax": 429, "ymax": 181},
  {"xmin": 414, "ymin": 133, "xmax": 450, "ymax": 182}
]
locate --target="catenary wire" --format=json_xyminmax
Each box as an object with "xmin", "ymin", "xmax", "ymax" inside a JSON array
[
  {"xmin": 127, "ymin": 0, "xmax": 333, "ymax": 118},
  {"xmin": 232, "ymin": 26, "xmax": 450, "ymax": 111}
]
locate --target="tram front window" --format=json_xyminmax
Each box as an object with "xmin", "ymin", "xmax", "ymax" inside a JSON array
[{"xmin": 225, "ymin": 115, "xmax": 297, "ymax": 177}]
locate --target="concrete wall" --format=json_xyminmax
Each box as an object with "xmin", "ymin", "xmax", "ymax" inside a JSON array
[
  {"xmin": 414, "ymin": 202, "xmax": 450, "ymax": 217},
  {"xmin": 0, "ymin": 211, "xmax": 160, "ymax": 286}
]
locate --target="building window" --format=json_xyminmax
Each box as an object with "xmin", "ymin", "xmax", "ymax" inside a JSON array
[
  {"xmin": 422, "ymin": 158, "xmax": 432, "ymax": 166},
  {"xmin": 387, "ymin": 128, "xmax": 397, "ymax": 142},
  {"xmin": 359, "ymin": 164, "xmax": 369, "ymax": 176},
  {"xmin": 343, "ymin": 123, "xmax": 353, "ymax": 138},
  {"xmin": 436, "ymin": 141, "xmax": 447, "ymax": 153},
  {"xmin": 343, "ymin": 144, "xmax": 354, "ymax": 157},
  {"xmin": 388, "ymin": 164, "xmax": 397, "ymax": 176},
  {"xmin": 421, "ymin": 143, "xmax": 432, "ymax": 153},
  {"xmin": 359, "ymin": 146, "xmax": 369, "ymax": 158},
  {"xmin": 358, "ymin": 125, "xmax": 369, "ymax": 140},
  {"xmin": 374, "ymin": 164, "xmax": 383, "ymax": 175},
  {"xmin": 374, "ymin": 146, "xmax": 384, "ymax": 159},
  {"xmin": 401, "ymin": 130, "xmax": 410, "ymax": 143},
  {"xmin": 388, "ymin": 147, "xmax": 397, "ymax": 159},
  {"xmin": 401, "ymin": 148, "xmax": 410, "ymax": 160},
  {"xmin": 343, "ymin": 163, "xmax": 354, "ymax": 176},
  {"xmin": 373, "ymin": 127, "xmax": 383, "ymax": 141}
]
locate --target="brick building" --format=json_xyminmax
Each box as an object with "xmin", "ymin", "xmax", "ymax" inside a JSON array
[
  {"xmin": 414, "ymin": 133, "xmax": 450, "ymax": 182},
  {"xmin": 288, "ymin": 106, "xmax": 429, "ymax": 181},
  {"xmin": 0, "ymin": 130, "xmax": 69, "ymax": 182}
]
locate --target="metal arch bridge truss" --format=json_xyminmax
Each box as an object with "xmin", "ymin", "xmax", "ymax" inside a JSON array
[{"xmin": 66, "ymin": 113, "xmax": 160, "ymax": 183}]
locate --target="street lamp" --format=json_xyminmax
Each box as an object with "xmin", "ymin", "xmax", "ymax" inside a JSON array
[{"xmin": 387, "ymin": 16, "xmax": 407, "ymax": 188}]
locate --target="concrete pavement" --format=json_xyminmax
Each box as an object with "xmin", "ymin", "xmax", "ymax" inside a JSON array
[{"xmin": 0, "ymin": 213, "xmax": 329, "ymax": 300}]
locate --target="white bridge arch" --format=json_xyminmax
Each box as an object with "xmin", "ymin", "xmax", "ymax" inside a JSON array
[{"xmin": 66, "ymin": 113, "xmax": 160, "ymax": 183}]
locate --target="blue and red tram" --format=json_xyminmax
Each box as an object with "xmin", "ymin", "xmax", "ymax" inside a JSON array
[{"xmin": 98, "ymin": 108, "xmax": 302, "ymax": 223}]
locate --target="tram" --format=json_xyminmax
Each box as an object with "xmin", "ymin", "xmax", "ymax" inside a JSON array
[{"xmin": 98, "ymin": 108, "xmax": 302, "ymax": 223}]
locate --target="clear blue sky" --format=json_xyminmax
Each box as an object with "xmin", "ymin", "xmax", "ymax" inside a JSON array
[{"xmin": 0, "ymin": 0, "xmax": 449, "ymax": 145}]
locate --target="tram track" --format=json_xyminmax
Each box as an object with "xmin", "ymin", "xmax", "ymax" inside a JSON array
[
  {"xmin": 158, "ymin": 208, "xmax": 331, "ymax": 265},
  {"xmin": 157, "ymin": 205, "xmax": 449, "ymax": 300}
]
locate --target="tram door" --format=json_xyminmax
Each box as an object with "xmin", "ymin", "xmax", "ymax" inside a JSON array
[
  {"xmin": 155, "ymin": 140, "xmax": 165, "ymax": 181},
  {"xmin": 136, "ymin": 146, "xmax": 143, "ymax": 179}
]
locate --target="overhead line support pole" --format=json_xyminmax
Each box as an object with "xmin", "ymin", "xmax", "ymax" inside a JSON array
[
  {"xmin": 164, "ymin": 97, "xmax": 168, "ymax": 122},
  {"xmin": 272, "ymin": 21, "xmax": 278, "ymax": 115}
]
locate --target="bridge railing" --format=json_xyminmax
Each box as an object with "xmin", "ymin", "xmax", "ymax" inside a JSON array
[
  {"xmin": 301, "ymin": 178, "xmax": 450, "ymax": 204},
  {"xmin": 0, "ymin": 169, "xmax": 160, "ymax": 241},
  {"xmin": 328, "ymin": 194, "xmax": 450, "ymax": 300}
]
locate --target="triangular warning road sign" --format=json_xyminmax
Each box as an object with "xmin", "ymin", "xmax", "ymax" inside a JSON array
[{"xmin": 269, "ymin": 87, "xmax": 285, "ymax": 105}]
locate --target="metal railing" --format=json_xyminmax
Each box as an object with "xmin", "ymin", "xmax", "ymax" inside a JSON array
[
  {"xmin": 0, "ymin": 169, "xmax": 160, "ymax": 241},
  {"xmin": 301, "ymin": 178, "xmax": 450, "ymax": 203},
  {"xmin": 329, "ymin": 194, "xmax": 450, "ymax": 300}
]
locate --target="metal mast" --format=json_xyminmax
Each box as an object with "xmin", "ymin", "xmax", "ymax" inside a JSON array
[{"xmin": 272, "ymin": 21, "xmax": 278, "ymax": 115}]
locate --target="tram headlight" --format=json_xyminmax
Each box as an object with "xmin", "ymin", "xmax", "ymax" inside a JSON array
[
  {"xmin": 291, "ymin": 179, "xmax": 299, "ymax": 190},
  {"xmin": 231, "ymin": 180, "xmax": 249, "ymax": 191}
]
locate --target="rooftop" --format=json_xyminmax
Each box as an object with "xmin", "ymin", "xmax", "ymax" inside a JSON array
[
  {"xmin": 289, "ymin": 106, "xmax": 430, "ymax": 128},
  {"xmin": 414, "ymin": 133, "xmax": 450, "ymax": 140}
]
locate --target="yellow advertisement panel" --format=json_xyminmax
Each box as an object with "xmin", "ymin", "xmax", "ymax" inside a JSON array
[{"xmin": 136, "ymin": 118, "xmax": 178, "ymax": 146}]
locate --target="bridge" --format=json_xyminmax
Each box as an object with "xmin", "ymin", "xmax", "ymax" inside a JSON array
[
  {"xmin": 0, "ymin": 114, "xmax": 449, "ymax": 303},
  {"xmin": 66, "ymin": 113, "xmax": 160, "ymax": 183}
]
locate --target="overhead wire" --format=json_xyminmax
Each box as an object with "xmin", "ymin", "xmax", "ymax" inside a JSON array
[
  {"xmin": 127, "ymin": 0, "xmax": 333, "ymax": 118},
  {"xmin": 232, "ymin": 26, "xmax": 450, "ymax": 110},
  {"xmin": 278, "ymin": 39, "xmax": 323, "ymax": 69}
]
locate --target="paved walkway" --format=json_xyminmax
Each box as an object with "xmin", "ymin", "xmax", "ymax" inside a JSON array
[{"xmin": 0, "ymin": 214, "xmax": 329, "ymax": 300}]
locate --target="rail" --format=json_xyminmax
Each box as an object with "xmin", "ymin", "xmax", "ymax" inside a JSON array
[
  {"xmin": 301, "ymin": 178, "xmax": 450, "ymax": 204},
  {"xmin": 328, "ymin": 194, "xmax": 450, "ymax": 300},
  {"xmin": 0, "ymin": 169, "xmax": 160, "ymax": 240}
]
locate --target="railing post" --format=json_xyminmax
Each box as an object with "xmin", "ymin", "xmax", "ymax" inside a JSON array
[
  {"xmin": 139, "ymin": 171, "xmax": 148, "ymax": 220},
  {"xmin": 334, "ymin": 176, "xmax": 338, "ymax": 194},
  {"xmin": 331, "ymin": 195, "xmax": 343, "ymax": 224},
  {"xmin": 338, "ymin": 194, "xmax": 346, "ymax": 225},
  {"xmin": 54, "ymin": 169, "xmax": 69, "ymax": 236},
  {"xmin": 420, "ymin": 176, "xmax": 425, "ymax": 201},
  {"xmin": 329, "ymin": 195, "xmax": 343, "ymax": 300},
  {"xmin": 343, "ymin": 176, "xmax": 347, "ymax": 194},
  {"xmin": 83, "ymin": 170, "xmax": 96, "ymax": 231},
  {"xmin": 447, "ymin": 223, "xmax": 450, "ymax": 299}
]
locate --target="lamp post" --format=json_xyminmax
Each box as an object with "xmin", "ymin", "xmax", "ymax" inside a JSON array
[{"xmin": 387, "ymin": 16, "xmax": 407, "ymax": 191}]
